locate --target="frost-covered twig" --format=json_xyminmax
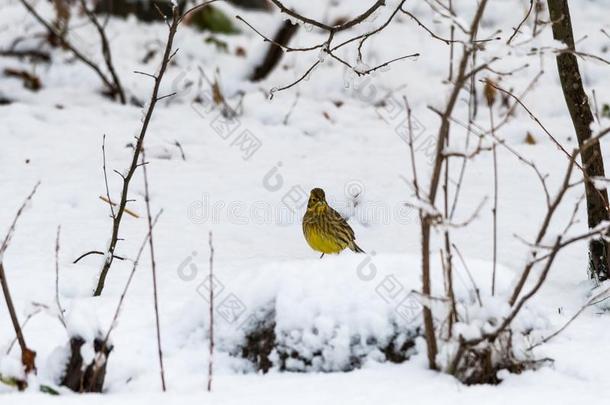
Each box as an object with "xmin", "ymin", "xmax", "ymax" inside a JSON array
[
  {"xmin": 509, "ymin": 150, "xmax": 578, "ymax": 305},
  {"xmin": 236, "ymin": 16, "xmax": 315, "ymax": 52},
  {"xmin": 403, "ymin": 96, "xmax": 421, "ymax": 200},
  {"xmin": 400, "ymin": 7, "xmax": 498, "ymax": 46},
  {"xmin": 243, "ymin": 0, "xmax": 418, "ymax": 96},
  {"xmin": 503, "ymin": 124, "xmax": 610, "ymax": 300},
  {"xmin": 268, "ymin": 0, "xmax": 385, "ymax": 32},
  {"xmin": 417, "ymin": 0, "xmax": 490, "ymax": 371},
  {"xmin": 454, "ymin": 166, "xmax": 610, "ymax": 363}
]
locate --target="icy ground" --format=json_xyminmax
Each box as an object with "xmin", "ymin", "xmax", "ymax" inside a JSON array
[{"xmin": 1, "ymin": 0, "xmax": 610, "ymax": 403}]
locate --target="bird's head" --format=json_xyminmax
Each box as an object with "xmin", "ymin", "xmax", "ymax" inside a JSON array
[{"xmin": 307, "ymin": 188, "xmax": 328, "ymax": 212}]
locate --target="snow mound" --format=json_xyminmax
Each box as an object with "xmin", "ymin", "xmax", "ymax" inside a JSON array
[{"xmin": 173, "ymin": 253, "xmax": 530, "ymax": 373}]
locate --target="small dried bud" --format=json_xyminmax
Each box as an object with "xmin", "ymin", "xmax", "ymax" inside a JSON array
[
  {"xmin": 484, "ymin": 78, "xmax": 497, "ymax": 107},
  {"xmin": 211, "ymin": 80, "xmax": 224, "ymax": 106},
  {"xmin": 525, "ymin": 131, "xmax": 537, "ymax": 145}
]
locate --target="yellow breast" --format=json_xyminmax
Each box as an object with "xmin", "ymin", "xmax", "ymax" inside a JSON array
[{"xmin": 303, "ymin": 215, "xmax": 348, "ymax": 254}]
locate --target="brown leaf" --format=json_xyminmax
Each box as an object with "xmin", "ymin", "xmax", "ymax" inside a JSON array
[
  {"xmin": 525, "ymin": 131, "xmax": 537, "ymax": 145},
  {"xmin": 331, "ymin": 17, "xmax": 349, "ymax": 26},
  {"xmin": 4, "ymin": 68, "xmax": 41, "ymax": 91},
  {"xmin": 484, "ymin": 78, "xmax": 496, "ymax": 107},
  {"xmin": 235, "ymin": 46, "xmax": 247, "ymax": 57},
  {"xmin": 21, "ymin": 347, "xmax": 37, "ymax": 374},
  {"xmin": 212, "ymin": 79, "xmax": 225, "ymax": 106}
]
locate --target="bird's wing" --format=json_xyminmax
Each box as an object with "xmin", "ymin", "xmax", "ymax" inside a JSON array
[{"xmin": 327, "ymin": 207, "xmax": 355, "ymax": 240}]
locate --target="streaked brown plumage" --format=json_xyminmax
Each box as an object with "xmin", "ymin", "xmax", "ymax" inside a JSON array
[{"xmin": 302, "ymin": 188, "xmax": 365, "ymax": 257}]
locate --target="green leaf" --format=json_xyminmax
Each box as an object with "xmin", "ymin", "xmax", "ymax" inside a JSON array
[
  {"xmin": 40, "ymin": 384, "xmax": 60, "ymax": 395},
  {"xmin": 601, "ymin": 103, "xmax": 610, "ymax": 119},
  {"xmin": 190, "ymin": 5, "xmax": 239, "ymax": 34},
  {"xmin": 205, "ymin": 36, "xmax": 229, "ymax": 53}
]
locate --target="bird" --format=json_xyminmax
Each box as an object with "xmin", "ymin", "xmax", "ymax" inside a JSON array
[{"xmin": 302, "ymin": 188, "xmax": 365, "ymax": 258}]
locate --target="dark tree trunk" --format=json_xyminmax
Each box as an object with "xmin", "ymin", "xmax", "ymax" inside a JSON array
[
  {"xmin": 61, "ymin": 336, "xmax": 112, "ymax": 393},
  {"xmin": 228, "ymin": 0, "xmax": 270, "ymax": 9},
  {"xmin": 94, "ymin": 0, "xmax": 186, "ymax": 22},
  {"xmin": 94, "ymin": 0, "xmax": 269, "ymax": 21},
  {"xmin": 420, "ymin": 219, "xmax": 438, "ymax": 369},
  {"xmin": 249, "ymin": 20, "xmax": 298, "ymax": 82},
  {"xmin": 546, "ymin": 0, "xmax": 609, "ymax": 281}
]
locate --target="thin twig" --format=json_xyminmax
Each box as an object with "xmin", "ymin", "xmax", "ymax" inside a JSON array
[
  {"xmin": 141, "ymin": 148, "xmax": 166, "ymax": 391},
  {"xmin": 18, "ymin": 0, "xmax": 125, "ymax": 103},
  {"xmin": 421, "ymin": 0, "xmax": 489, "ymax": 371},
  {"xmin": 72, "ymin": 250, "xmax": 125, "ymax": 264},
  {"xmin": 88, "ymin": 210, "xmax": 163, "ymax": 390},
  {"xmin": 207, "ymin": 231, "xmax": 214, "ymax": 392},
  {"xmin": 77, "ymin": 0, "xmax": 126, "ymax": 103},
  {"xmin": 0, "ymin": 182, "xmax": 41, "ymax": 379},
  {"xmin": 528, "ymin": 285, "xmax": 610, "ymax": 350},
  {"xmin": 173, "ymin": 140, "xmax": 186, "ymax": 161},
  {"xmin": 451, "ymin": 243, "xmax": 482, "ymax": 307},
  {"xmin": 483, "ymin": 80, "xmax": 580, "ymax": 170},
  {"xmin": 5, "ymin": 307, "xmax": 43, "ymax": 355},
  {"xmin": 489, "ymin": 105, "xmax": 499, "ymax": 296},
  {"xmin": 1, "ymin": 182, "xmax": 40, "ymax": 256},
  {"xmin": 102, "ymin": 135, "xmax": 115, "ymax": 219},
  {"xmin": 93, "ymin": 4, "xmax": 184, "ymax": 295},
  {"xmin": 509, "ymin": 151, "xmax": 578, "ymax": 305},
  {"xmin": 283, "ymin": 92, "xmax": 300, "ymax": 125},
  {"xmin": 507, "ymin": 0, "xmax": 534, "ymax": 45},
  {"xmin": 54, "ymin": 226, "xmax": 66, "ymax": 328},
  {"xmin": 268, "ymin": 0, "xmax": 385, "ymax": 32}
]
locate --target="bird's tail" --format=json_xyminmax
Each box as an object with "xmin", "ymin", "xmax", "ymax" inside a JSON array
[{"xmin": 350, "ymin": 242, "xmax": 365, "ymax": 254}]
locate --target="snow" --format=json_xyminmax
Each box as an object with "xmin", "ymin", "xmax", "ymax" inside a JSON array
[{"xmin": 1, "ymin": 0, "xmax": 610, "ymax": 403}]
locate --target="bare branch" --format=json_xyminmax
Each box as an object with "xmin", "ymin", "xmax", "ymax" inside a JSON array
[
  {"xmin": 77, "ymin": 0, "xmax": 126, "ymax": 103},
  {"xmin": 54, "ymin": 226, "xmax": 66, "ymax": 328},
  {"xmin": 141, "ymin": 147, "xmax": 166, "ymax": 391},
  {"xmin": 0, "ymin": 183, "xmax": 41, "ymax": 382},
  {"xmin": 88, "ymin": 210, "xmax": 163, "ymax": 389},
  {"xmin": 507, "ymin": 0, "xmax": 534, "ymax": 45},
  {"xmin": 1, "ymin": 182, "xmax": 40, "ymax": 257},
  {"xmin": 267, "ymin": 0, "xmax": 385, "ymax": 32},
  {"xmin": 236, "ymin": 15, "xmax": 323, "ymax": 52},
  {"xmin": 207, "ymin": 231, "xmax": 215, "ymax": 392},
  {"xmin": 102, "ymin": 135, "xmax": 115, "ymax": 219},
  {"xmin": 72, "ymin": 250, "xmax": 125, "ymax": 264},
  {"xmin": 18, "ymin": 0, "xmax": 125, "ymax": 103},
  {"xmin": 482, "ymin": 79, "xmax": 579, "ymax": 169},
  {"xmin": 528, "ymin": 285, "xmax": 610, "ymax": 350}
]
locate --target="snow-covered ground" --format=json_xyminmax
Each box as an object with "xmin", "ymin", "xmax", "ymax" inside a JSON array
[{"xmin": 1, "ymin": 0, "xmax": 610, "ymax": 403}]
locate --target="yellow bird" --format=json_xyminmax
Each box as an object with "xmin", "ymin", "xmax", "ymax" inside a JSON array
[{"xmin": 302, "ymin": 188, "xmax": 365, "ymax": 258}]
